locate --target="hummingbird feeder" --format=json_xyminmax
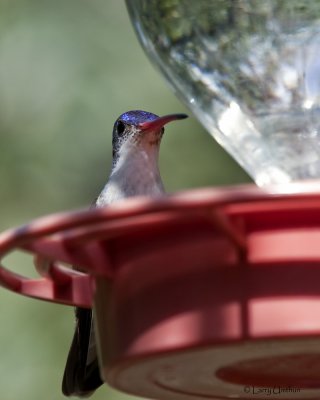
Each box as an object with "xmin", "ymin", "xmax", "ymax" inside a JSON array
[{"xmin": 1, "ymin": 183, "xmax": 320, "ymax": 399}]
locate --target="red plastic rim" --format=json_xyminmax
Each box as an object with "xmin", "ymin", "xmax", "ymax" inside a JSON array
[{"xmin": 1, "ymin": 180, "xmax": 320, "ymax": 306}]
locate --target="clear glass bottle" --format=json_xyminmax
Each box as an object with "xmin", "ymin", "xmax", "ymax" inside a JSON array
[{"xmin": 126, "ymin": 0, "xmax": 320, "ymax": 186}]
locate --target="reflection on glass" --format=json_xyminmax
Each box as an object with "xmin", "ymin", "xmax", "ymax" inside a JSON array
[{"xmin": 126, "ymin": 0, "xmax": 320, "ymax": 186}]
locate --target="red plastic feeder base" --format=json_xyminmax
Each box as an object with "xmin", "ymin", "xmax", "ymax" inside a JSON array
[
  {"xmin": 105, "ymin": 340, "xmax": 320, "ymax": 399},
  {"xmin": 1, "ymin": 182, "xmax": 320, "ymax": 399}
]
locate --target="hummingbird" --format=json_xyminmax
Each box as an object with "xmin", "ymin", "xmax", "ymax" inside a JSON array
[{"xmin": 62, "ymin": 110, "xmax": 188, "ymax": 397}]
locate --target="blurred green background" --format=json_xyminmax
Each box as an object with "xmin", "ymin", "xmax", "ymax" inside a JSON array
[{"xmin": 0, "ymin": 1, "xmax": 250, "ymax": 399}]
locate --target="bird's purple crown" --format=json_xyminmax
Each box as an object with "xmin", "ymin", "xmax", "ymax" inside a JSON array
[{"xmin": 119, "ymin": 110, "xmax": 159, "ymax": 125}]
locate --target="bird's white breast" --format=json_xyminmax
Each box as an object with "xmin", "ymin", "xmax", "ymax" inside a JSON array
[{"xmin": 96, "ymin": 145, "xmax": 164, "ymax": 207}]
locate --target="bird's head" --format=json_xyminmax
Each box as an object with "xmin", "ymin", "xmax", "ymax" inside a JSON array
[{"xmin": 112, "ymin": 110, "xmax": 188, "ymax": 167}]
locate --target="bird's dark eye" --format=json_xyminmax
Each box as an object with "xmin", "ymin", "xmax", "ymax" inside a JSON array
[{"xmin": 116, "ymin": 120, "xmax": 125, "ymax": 136}]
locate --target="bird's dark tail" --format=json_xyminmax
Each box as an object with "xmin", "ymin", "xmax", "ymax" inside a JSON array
[{"xmin": 62, "ymin": 307, "xmax": 103, "ymax": 397}]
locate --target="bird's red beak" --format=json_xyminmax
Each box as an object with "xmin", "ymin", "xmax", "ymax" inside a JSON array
[{"xmin": 138, "ymin": 113, "xmax": 188, "ymax": 132}]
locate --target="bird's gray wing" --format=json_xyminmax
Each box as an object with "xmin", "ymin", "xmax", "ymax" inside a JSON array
[
  {"xmin": 62, "ymin": 199, "xmax": 103, "ymax": 397},
  {"xmin": 62, "ymin": 307, "xmax": 103, "ymax": 397}
]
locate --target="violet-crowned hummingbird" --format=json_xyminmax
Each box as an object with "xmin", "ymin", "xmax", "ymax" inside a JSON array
[{"xmin": 62, "ymin": 110, "xmax": 188, "ymax": 397}]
